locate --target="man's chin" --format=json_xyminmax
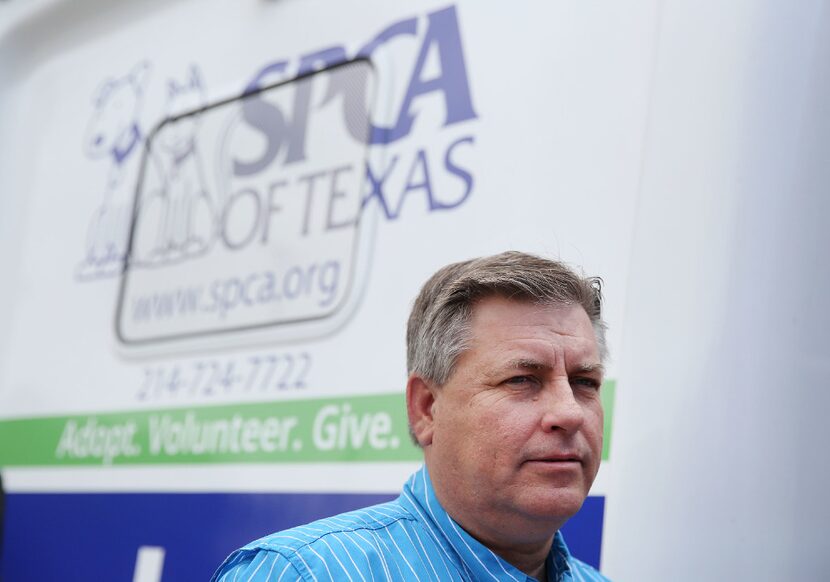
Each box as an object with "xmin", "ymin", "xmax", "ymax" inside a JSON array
[{"xmin": 519, "ymin": 488, "xmax": 589, "ymax": 524}]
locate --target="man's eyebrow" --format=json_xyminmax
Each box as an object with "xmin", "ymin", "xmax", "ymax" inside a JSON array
[
  {"xmin": 484, "ymin": 359, "xmax": 550, "ymax": 376},
  {"xmin": 573, "ymin": 362, "xmax": 605, "ymax": 375},
  {"xmin": 507, "ymin": 358, "xmax": 551, "ymax": 371}
]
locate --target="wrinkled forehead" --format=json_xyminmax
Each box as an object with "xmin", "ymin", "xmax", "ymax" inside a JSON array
[
  {"xmin": 467, "ymin": 291, "xmax": 605, "ymax": 360},
  {"xmin": 466, "ymin": 296, "xmax": 599, "ymax": 356}
]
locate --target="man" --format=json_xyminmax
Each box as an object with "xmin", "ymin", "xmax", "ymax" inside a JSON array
[{"xmin": 214, "ymin": 251, "xmax": 610, "ymax": 581}]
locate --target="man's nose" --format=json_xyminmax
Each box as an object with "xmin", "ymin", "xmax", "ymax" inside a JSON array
[{"xmin": 539, "ymin": 376, "xmax": 584, "ymax": 433}]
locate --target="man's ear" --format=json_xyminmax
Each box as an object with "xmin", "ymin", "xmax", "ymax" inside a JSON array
[{"xmin": 406, "ymin": 374, "xmax": 437, "ymax": 447}]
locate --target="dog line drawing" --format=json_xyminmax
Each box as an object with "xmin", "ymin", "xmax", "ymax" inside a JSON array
[{"xmin": 77, "ymin": 61, "xmax": 151, "ymax": 280}]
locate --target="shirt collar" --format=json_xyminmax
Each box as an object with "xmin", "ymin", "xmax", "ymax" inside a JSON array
[{"xmin": 399, "ymin": 466, "xmax": 577, "ymax": 582}]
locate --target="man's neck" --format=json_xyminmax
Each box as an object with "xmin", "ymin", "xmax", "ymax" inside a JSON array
[
  {"xmin": 420, "ymin": 462, "xmax": 566, "ymax": 579},
  {"xmin": 426, "ymin": 471, "xmax": 561, "ymax": 578},
  {"xmin": 483, "ymin": 535, "xmax": 552, "ymax": 580}
]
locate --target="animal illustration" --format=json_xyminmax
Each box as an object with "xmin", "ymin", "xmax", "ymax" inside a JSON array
[
  {"xmin": 133, "ymin": 65, "xmax": 216, "ymax": 265},
  {"xmin": 77, "ymin": 61, "xmax": 150, "ymax": 280}
]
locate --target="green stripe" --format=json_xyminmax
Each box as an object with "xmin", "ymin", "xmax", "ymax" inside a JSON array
[
  {"xmin": 0, "ymin": 394, "xmax": 421, "ymax": 466},
  {"xmin": 0, "ymin": 381, "xmax": 617, "ymax": 467},
  {"xmin": 601, "ymin": 379, "xmax": 616, "ymax": 461}
]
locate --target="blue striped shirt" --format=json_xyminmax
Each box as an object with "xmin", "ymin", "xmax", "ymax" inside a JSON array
[{"xmin": 213, "ymin": 467, "xmax": 610, "ymax": 581}]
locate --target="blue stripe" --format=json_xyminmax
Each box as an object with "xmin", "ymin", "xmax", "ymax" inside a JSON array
[{"xmin": 1, "ymin": 491, "xmax": 393, "ymax": 581}]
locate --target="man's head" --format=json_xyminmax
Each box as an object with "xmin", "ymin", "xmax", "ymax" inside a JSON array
[{"xmin": 406, "ymin": 251, "xmax": 607, "ymax": 546}]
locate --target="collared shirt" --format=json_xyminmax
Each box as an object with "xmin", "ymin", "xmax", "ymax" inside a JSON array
[{"xmin": 213, "ymin": 466, "xmax": 610, "ymax": 581}]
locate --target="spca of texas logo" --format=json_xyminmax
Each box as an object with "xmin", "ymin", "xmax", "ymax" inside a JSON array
[{"xmin": 78, "ymin": 5, "xmax": 478, "ymax": 290}]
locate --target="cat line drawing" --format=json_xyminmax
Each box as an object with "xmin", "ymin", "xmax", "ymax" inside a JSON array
[{"xmin": 134, "ymin": 65, "xmax": 217, "ymax": 266}]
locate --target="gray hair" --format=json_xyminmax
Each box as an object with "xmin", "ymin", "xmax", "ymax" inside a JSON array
[{"xmin": 406, "ymin": 251, "xmax": 607, "ymax": 386}]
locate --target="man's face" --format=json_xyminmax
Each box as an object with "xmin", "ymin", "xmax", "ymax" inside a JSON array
[{"xmin": 422, "ymin": 296, "xmax": 604, "ymax": 543}]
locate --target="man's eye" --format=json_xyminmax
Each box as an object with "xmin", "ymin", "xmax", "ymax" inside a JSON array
[
  {"xmin": 505, "ymin": 375, "xmax": 535, "ymax": 386},
  {"xmin": 571, "ymin": 377, "xmax": 601, "ymax": 390}
]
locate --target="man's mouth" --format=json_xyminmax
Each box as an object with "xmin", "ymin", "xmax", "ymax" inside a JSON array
[{"xmin": 525, "ymin": 454, "xmax": 583, "ymax": 465}]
